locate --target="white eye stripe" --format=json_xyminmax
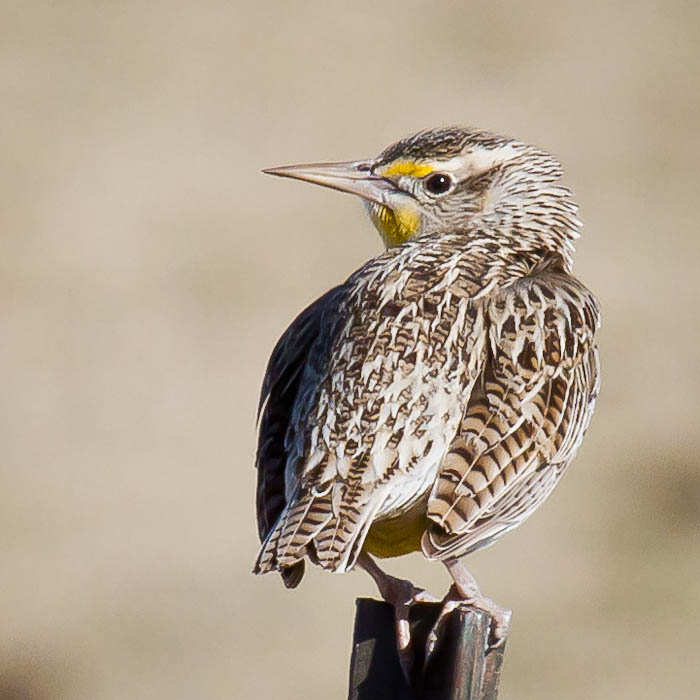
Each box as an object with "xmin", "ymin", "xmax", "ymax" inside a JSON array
[{"xmin": 422, "ymin": 145, "xmax": 522, "ymax": 177}]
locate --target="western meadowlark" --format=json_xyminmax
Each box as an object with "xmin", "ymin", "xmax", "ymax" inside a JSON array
[{"xmin": 253, "ymin": 126, "xmax": 600, "ymax": 668}]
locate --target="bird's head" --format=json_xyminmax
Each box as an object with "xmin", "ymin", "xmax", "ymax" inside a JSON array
[{"xmin": 264, "ymin": 127, "xmax": 580, "ymax": 267}]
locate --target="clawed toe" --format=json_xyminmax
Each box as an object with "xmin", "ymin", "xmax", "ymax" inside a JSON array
[
  {"xmin": 388, "ymin": 579, "xmax": 439, "ymax": 681},
  {"xmin": 486, "ymin": 606, "xmax": 512, "ymax": 650},
  {"xmin": 425, "ymin": 595, "xmax": 461, "ymax": 658},
  {"xmin": 424, "ymin": 584, "xmax": 512, "ymax": 667},
  {"xmin": 356, "ymin": 553, "xmax": 441, "ymax": 684}
]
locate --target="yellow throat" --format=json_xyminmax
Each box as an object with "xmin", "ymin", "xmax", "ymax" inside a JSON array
[{"xmin": 368, "ymin": 203, "xmax": 421, "ymax": 247}]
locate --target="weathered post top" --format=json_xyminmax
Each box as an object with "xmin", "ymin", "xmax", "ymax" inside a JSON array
[{"xmin": 348, "ymin": 599, "xmax": 507, "ymax": 700}]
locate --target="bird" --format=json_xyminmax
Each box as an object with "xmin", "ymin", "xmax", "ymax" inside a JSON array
[{"xmin": 253, "ymin": 126, "xmax": 600, "ymax": 671}]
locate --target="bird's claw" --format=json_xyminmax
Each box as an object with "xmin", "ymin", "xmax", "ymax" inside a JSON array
[
  {"xmin": 425, "ymin": 596, "xmax": 461, "ymax": 658},
  {"xmin": 424, "ymin": 584, "xmax": 512, "ymax": 668},
  {"xmin": 485, "ymin": 606, "xmax": 512, "ymax": 650},
  {"xmin": 382, "ymin": 578, "xmax": 439, "ymax": 683}
]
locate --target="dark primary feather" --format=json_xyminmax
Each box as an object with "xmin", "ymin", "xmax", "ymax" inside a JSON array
[{"xmin": 255, "ymin": 284, "xmax": 347, "ymax": 587}]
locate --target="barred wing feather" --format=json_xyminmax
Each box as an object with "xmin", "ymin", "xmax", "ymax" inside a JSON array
[{"xmin": 424, "ymin": 268, "xmax": 600, "ymax": 560}]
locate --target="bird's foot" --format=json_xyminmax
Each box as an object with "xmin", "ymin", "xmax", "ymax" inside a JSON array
[
  {"xmin": 377, "ymin": 574, "xmax": 440, "ymax": 682},
  {"xmin": 425, "ymin": 583, "xmax": 512, "ymax": 663}
]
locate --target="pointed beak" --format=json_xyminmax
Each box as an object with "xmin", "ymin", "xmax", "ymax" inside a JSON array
[{"xmin": 262, "ymin": 160, "xmax": 394, "ymax": 205}]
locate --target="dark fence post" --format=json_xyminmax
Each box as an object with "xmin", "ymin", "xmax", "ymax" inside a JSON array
[{"xmin": 348, "ymin": 598, "xmax": 507, "ymax": 700}]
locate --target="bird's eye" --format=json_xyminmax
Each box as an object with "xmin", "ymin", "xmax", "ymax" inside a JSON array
[{"xmin": 423, "ymin": 173, "xmax": 453, "ymax": 195}]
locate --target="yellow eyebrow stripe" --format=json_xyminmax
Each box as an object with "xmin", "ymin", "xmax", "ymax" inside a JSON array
[{"xmin": 379, "ymin": 160, "xmax": 434, "ymax": 178}]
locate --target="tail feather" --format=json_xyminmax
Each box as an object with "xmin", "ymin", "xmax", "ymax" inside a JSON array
[
  {"xmin": 254, "ymin": 493, "xmax": 334, "ymax": 574},
  {"xmin": 314, "ymin": 489, "xmax": 387, "ymax": 572},
  {"xmin": 254, "ymin": 486, "xmax": 384, "ymax": 577},
  {"xmin": 281, "ymin": 562, "xmax": 304, "ymax": 588}
]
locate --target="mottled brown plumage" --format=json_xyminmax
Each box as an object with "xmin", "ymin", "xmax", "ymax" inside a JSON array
[{"xmin": 253, "ymin": 126, "xmax": 600, "ymax": 658}]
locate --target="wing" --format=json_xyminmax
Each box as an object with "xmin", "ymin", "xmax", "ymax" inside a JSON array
[
  {"xmin": 255, "ymin": 285, "xmax": 347, "ymax": 586},
  {"xmin": 423, "ymin": 265, "xmax": 600, "ymax": 560}
]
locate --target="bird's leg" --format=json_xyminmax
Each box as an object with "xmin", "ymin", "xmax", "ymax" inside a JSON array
[
  {"xmin": 426, "ymin": 557, "xmax": 512, "ymax": 659},
  {"xmin": 357, "ymin": 552, "xmax": 438, "ymax": 681}
]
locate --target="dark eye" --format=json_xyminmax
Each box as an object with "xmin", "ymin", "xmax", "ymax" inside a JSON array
[{"xmin": 424, "ymin": 173, "xmax": 452, "ymax": 195}]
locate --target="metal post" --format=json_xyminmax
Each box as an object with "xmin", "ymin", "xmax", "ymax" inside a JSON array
[{"xmin": 348, "ymin": 598, "xmax": 507, "ymax": 700}]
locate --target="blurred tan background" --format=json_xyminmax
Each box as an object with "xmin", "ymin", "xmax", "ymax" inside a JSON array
[{"xmin": 1, "ymin": 1, "xmax": 699, "ymax": 698}]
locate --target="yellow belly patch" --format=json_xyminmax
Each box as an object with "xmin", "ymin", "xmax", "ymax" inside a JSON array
[{"xmin": 363, "ymin": 510, "xmax": 429, "ymax": 558}]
